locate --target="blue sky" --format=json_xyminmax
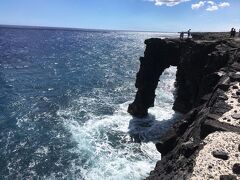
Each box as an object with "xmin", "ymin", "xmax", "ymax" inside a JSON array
[{"xmin": 0, "ymin": 0, "xmax": 239, "ymax": 31}]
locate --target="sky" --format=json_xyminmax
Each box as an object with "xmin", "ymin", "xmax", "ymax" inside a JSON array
[{"xmin": 0, "ymin": 0, "xmax": 239, "ymax": 32}]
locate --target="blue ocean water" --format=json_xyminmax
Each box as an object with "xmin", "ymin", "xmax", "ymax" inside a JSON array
[{"xmin": 0, "ymin": 28, "xmax": 179, "ymax": 179}]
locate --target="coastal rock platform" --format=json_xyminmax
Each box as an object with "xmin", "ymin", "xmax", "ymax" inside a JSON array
[{"xmin": 128, "ymin": 34, "xmax": 240, "ymax": 179}]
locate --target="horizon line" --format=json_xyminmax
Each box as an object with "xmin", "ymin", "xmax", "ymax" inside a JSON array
[
  {"xmin": 0, "ymin": 24, "xmax": 177, "ymax": 33},
  {"xmin": 0, "ymin": 24, "xmax": 228, "ymax": 33}
]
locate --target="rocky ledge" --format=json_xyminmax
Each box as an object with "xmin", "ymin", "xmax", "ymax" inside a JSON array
[{"xmin": 128, "ymin": 35, "xmax": 240, "ymax": 179}]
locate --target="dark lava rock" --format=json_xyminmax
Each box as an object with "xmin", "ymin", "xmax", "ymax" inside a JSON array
[
  {"xmin": 232, "ymin": 163, "xmax": 240, "ymax": 174},
  {"xmin": 209, "ymin": 99, "xmax": 232, "ymax": 116},
  {"xmin": 232, "ymin": 85, "xmax": 239, "ymax": 89},
  {"xmin": 191, "ymin": 32, "xmax": 229, "ymax": 40},
  {"xmin": 212, "ymin": 150, "xmax": 229, "ymax": 160},
  {"xmin": 238, "ymin": 144, "xmax": 240, "ymax": 152},
  {"xmin": 231, "ymin": 62, "xmax": 240, "ymax": 71},
  {"xmin": 219, "ymin": 95, "xmax": 229, "ymax": 100},
  {"xmin": 218, "ymin": 83, "xmax": 230, "ymax": 91},
  {"xmin": 217, "ymin": 76, "xmax": 231, "ymax": 91},
  {"xmin": 181, "ymin": 141, "xmax": 199, "ymax": 158},
  {"xmin": 236, "ymin": 90, "xmax": 240, "ymax": 96},
  {"xmin": 128, "ymin": 37, "xmax": 240, "ymax": 180},
  {"xmin": 208, "ymin": 165, "xmax": 213, "ymax": 169},
  {"xmin": 220, "ymin": 175, "xmax": 237, "ymax": 180},
  {"xmin": 231, "ymin": 114, "xmax": 240, "ymax": 120},
  {"xmin": 207, "ymin": 113, "xmax": 221, "ymax": 120},
  {"xmin": 127, "ymin": 103, "xmax": 148, "ymax": 118},
  {"xmin": 230, "ymin": 74, "xmax": 240, "ymax": 82},
  {"xmin": 155, "ymin": 129, "xmax": 177, "ymax": 156}
]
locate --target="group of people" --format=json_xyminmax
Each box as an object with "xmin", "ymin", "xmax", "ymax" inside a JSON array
[
  {"xmin": 230, "ymin": 28, "xmax": 240, "ymax": 37},
  {"xmin": 179, "ymin": 29, "xmax": 191, "ymax": 40},
  {"xmin": 179, "ymin": 28, "xmax": 240, "ymax": 39}
]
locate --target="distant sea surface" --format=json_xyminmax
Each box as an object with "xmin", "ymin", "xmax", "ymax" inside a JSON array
[{"xmin": 0, "ymin": 28, "xmax": 178, "ymax": 179}]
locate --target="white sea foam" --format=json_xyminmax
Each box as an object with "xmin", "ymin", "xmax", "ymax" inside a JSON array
[
  {"xmin": 56, "ymin": 67, "xmax": 178, "ymax": 180},
  {"xmin": 58, "ymin": 102, "xmax": 162, "ymax": 180}
]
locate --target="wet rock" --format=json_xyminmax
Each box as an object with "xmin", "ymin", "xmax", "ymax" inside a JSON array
[
  {"xmin": 212, "ymin": 150, "xmax": 229, "ymax": 160},
  {"xmin": 127, "ymin": 103, "xmax": 148, "ymax": 118},
  {"xmin": 231, "ymin": 114, "xmax": 240, "ymax": 120},
  {"xmin": 220, "ymin": 175, "xmax": 237, "ymax": 180},
  {"xmin": 232, "ymin": 163, "xmax": 240, "ymax": 174}
]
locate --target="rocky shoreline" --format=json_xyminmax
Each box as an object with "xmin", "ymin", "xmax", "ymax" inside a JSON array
[{"xmin": 128, "ymin": 33, "xmax": 240, "ymax": 179}]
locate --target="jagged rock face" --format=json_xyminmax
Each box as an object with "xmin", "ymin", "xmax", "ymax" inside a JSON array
[
  {"xmin": 128, "ymin": 37, "xmax": 240, "ymax": 179},
  {"xmin": 128, "ymin": 38, "xmax": 180, "ymax": 117},
  {"xmin": 128, "ymin": 38, "xmax": 234, "ymax": 117},
  {"xmin": 149, "ymin": 41, "xmax": 240, "ymax": 179},
  {"xmin": 173, "ymin": 41, "xmax": 220, "ymax": 113}
]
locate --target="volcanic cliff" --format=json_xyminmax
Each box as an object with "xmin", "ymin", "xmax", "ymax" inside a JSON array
[{"xmin": 128, "ymin": 34, "xmax": 240, "ymax": 180}]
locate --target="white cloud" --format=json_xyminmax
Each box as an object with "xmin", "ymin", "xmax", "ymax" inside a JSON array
[
  {"xmin": 207, "ymin": 1, "xmax": 215, "ymax": 5},
  {"xmin": 148, "ymin": 0, "xmax": 190, "ymax": 6},
  {"xmin": 206, "ymin": 1, "xmax": 218, "ymax": 11},
  {"xmin": 206, "ymin": 4, "xmax": 218, "ymax": 11},
  {"xmin": 191, "ymin": 1, "xmax": 230, "ymax": 11},
  {"xmin": 191, "ymin": 1, "xmax": 206, "ymax": 9},
  {"xmin": 219, "ymin": 2, "xmax": 230, "ymax": 8}
]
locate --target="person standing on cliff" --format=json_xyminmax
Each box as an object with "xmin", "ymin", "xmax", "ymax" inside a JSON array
[
  {"xmin": 230, "ymin": 28, "xmax": 236, "ymax": 37},
  {"xmin": 233, "ymin": 28, "xmax": 236, "ymax": 37},
  {"xmin": 180, "ymin": 32, "xmax": 184, "ymax": 40},
  {"xmin": 187, "ymin": 29, "xmax": 191, "ymax": 38}
]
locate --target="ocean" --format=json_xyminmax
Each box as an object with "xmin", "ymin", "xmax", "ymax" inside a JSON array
[{"xmin": 0, "ymin": 28, "xmax": 179, "ymax": 179}]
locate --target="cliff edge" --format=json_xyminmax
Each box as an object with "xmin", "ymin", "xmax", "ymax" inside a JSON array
[{"xmin": 128, "ymin": 35, "xmax": 240, "ymax": 180}]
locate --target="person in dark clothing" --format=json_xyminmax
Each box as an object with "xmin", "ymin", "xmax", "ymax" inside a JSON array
[
  {"xmin": 230, "ymin": 28, "xmax": 236, "ymax": 37},
  {"xmin": 180, "ymin": 32, "xmax": 184, "ymax": 40},
  {"xmin": 187, "ymin": 29, "xmax": 191, "ymax": 38},
  {"xmin": 233, "ymin": 28, "xmax": 236, "ymax": 37}
]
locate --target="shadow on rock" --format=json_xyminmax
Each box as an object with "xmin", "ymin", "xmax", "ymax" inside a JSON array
[{"xmin": 128, "ymin": 112, "xmax": 182, "ymax": 143}]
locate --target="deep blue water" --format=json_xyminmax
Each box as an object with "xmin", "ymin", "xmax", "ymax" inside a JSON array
[{"xmin": 0, "ymin": 28, "xmax": 178, "ymax": 179}]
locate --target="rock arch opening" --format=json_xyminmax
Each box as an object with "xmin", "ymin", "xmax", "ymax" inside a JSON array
[
  {"xmin": 127, "ymin": 38, "xmax": 181, "ymax": 118},
  {"xmin": 128, "ymin": 38, "xmax": 225, "ymax": 118}
]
